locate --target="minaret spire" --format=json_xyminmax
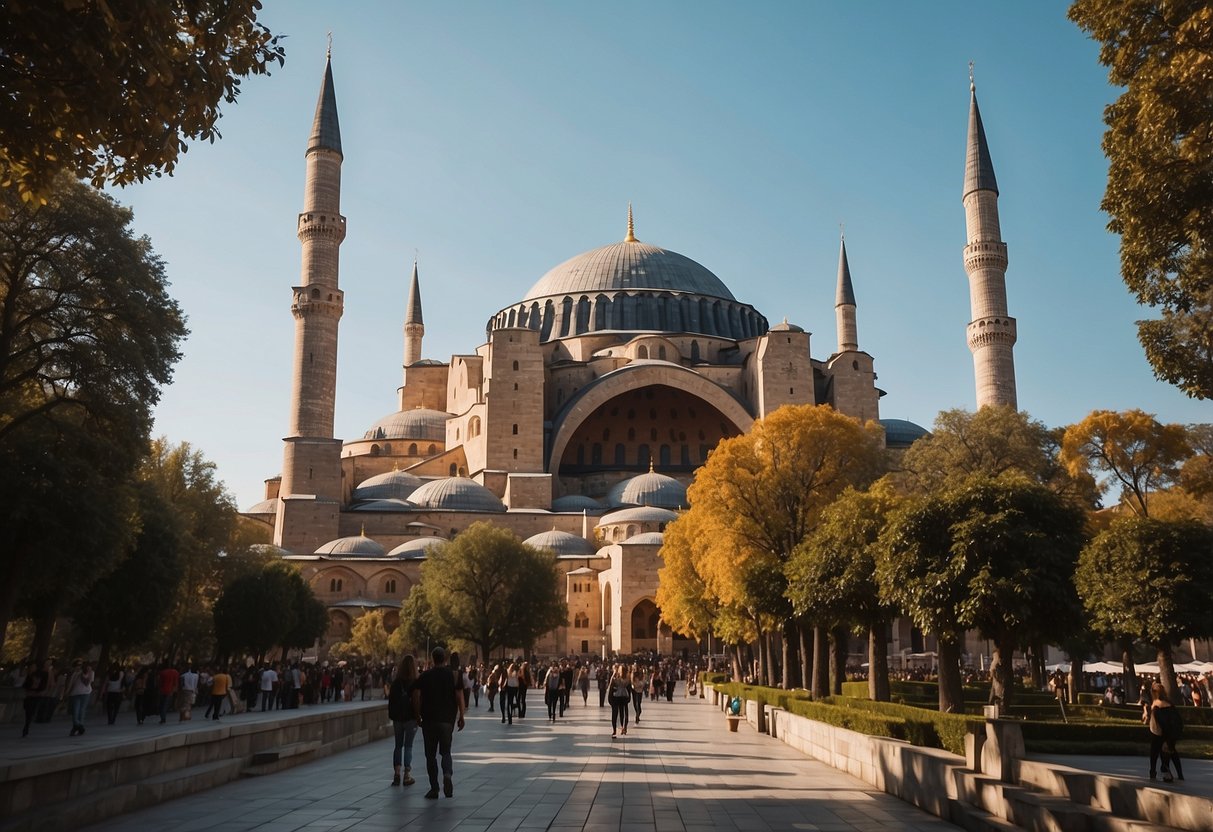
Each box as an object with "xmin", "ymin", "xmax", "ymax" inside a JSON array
[
  {"xmin": 403, "ymin": 259, "xmax": 425, "ymax": 367},
  {"xmin": 625, "ymin": 203, "xmax": 637, "ymax": 242},
  {"xmin": 962, "ymin": 71, "xmax": 1017, "ymax": 410},
  {"xmin": 277, "ymin": 52, "xmax": 348, "ymax": 551},
  {"xmin": 835, "ymin": 232, "xmax": 858, "ymax": 352}
]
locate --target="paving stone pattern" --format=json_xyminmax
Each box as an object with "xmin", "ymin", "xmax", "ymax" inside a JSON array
[{"xmin": 82, "ymin": 685, "xmax": 957, "ymax": 831}]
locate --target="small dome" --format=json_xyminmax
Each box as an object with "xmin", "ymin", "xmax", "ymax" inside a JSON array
[
  {"xmin": 349, "ymin": 498, "xmax": 415, "ymax": 512},
  {"xmin": 524, "ymin": 529, "xmax": 596, "ymax": 557},
  {"xmin": 606, "ymin": 470, "xmax": 688, "ymax": 509},
  {"xmin": 408, "ymin": 477, "xmax": 507, "ymax": 513},
  {"xmin": 769, "ymin": 319, "xmax": 804, "ymax": 332},
  {"xmin": 387, "ymin": 536, "xmax": 446, "ymax": 559},
  {"xmin": 244, "ymin": 498, "xmax": 277, "ymax": 515},
  {"xmin": 880, "ymin": 418, "xmax": 930, "ymax": 450},
  {"xmin": 623, "ymin": 531, "xmax": 665, "ymax": 545},
  {"xmin": 597, "ymin": 506, "xmax": 679, "ymax": 527},
  {"xmin": 363, "ymin": 408, "xmax": 450, "ymax": 442},
  {"xmin": 351, "ymin": 469, "xmax": 424, "ymax": 502},
  {"xmin": 316, "ymin": 534, "xmax": 386, "ymax": 557},
  {"xmin": 551, "ymin": 495, "xmax": 606, "ymax": 513}
]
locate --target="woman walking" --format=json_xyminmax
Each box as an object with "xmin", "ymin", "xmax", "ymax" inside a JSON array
[
  {"xmin": 543, "ymin": 661, "xmax": 561, "ymax": 722},
  {"xmin": 388, "ymin": 655, "xmax": 419, "ymax": 786},
  {"xmin": 630, "ymin": 664, "xmax": 644, "ymax": 725},
  {"xmin": 609, "ymin": 664, "xmax": 632, "ymax": 737},
  {"xmin": 577, "ymin": 664, "xmax": 589, "ymax": 706},
  {"xmin": 486, "ymin": 663, "xmax": 501, "ymax": 713},
  {"xmin": 67, "ymin": 660, "xmax": 95, "ymax": 736},
  {"xmin": 1143, "ymin": 682, "xmax": 1184, "ymax": 782},
  {"xmin": 502, "ymin": 662, "xmax": 519, "ymax": 724},
  {"xmin": 21, "ymin": 660, "xmax": 50, "ymax": 737},
  {"xmin": 518, "ymin": 661, "xmax": 532, "ymax": 719},
  {"xmin": 104, "ymin": 664, "xmax": 124, "ymax": 725}
]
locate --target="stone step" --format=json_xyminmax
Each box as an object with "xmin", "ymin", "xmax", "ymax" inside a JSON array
[{"xmin": 244, "ymin": 740, "xmax": 323, "ymax": 775}]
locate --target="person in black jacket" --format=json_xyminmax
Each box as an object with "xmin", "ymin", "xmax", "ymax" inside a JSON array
[
  {"xmin": 388, "ymin": 655, "xmax": 419, "ymax": 786},
  {"xmin": 1143, "ymin": 681, "xmax": 1184, "ymax": 782},
  {"xmin": 412, "ymin": 647, "xmax": 465, "ymax": 799}
]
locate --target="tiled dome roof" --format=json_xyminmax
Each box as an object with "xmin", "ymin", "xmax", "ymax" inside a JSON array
[
  {"xmin": 387, "ymin": 537, "xmax": 446, "ymax": 559},
  {"xmin": 408, "ymin": 477, "xmax": 507, "ymax": 513},
  {"xmin": 623, "ymin": 531, "xmax": 665, "ymax": 545},
  {"xmin": 523, "ymin": 529, "xmax": 596, "ymax": 557},
  {"xmin": 351, "ymin": 470, "xmax": 424, "ymax": 502},
  {"xmin": 597, "ymin": 506, "xmax": 679, "ymax": 527},
  {"xmin": 606, "ymin": 470, "xmax": 688, "ymax": 509},
  {"xmin": 363, "ymin": 408, "xmax": 450, "ymax": 442},
  {"xmin": 879, "ymin": 418, "xmax": 930, "ymax": 450},
  {"xmin": 316, "ymin": 534, "xmax": 386, "ymax": 557},
  {"xmin": 244, "ymin": 498, "xmax": 277, "ymax": 515},
  {"xmin": 523, "ymin": 240, "xmax": 735, "ymax": 302},
  {"xmin": 551, "ymin": 494, "xmax": 606, "ymax": 513}
]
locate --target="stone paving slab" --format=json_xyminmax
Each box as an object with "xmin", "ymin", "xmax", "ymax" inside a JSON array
[{"xmin": 75, "ymin": 685, "xmax": 957, "ymax": 831}]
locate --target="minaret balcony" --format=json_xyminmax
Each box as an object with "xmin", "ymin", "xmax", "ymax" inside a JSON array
[
  {"xmin": 963, "ymin": 240, "xmax": 1008, "ymax": 273},
  {"xmin": 292, "ymin": 286, "xmax": 345, "ymax": 320},
  {"xmin": 966, "ymin": 315, "xmax": 1017, "ymax": 350},
  {"xmin": 297, "ymin": 212, "xmax": 348, "ymax": 243}
]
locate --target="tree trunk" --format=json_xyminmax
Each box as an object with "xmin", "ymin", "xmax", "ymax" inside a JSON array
[
  {"xmin": 830, "ymin": 624, "xmax": 848, "ymax": 695},
  {"xmin": 730, "ymin": 644, "xmax": 742, "ymax": 682},
  {"xmin": 869, "ymin": 623, "xmax": 890, "ymax": 702},
  {"xmin": 1157, "ymin": 643, "xmax": 1180, "ymax": 705},
  {"xmin": 781, "ymin": 624, "xmax": 792, "ymax": 689},
  {"xmin": 32, "ymin": 610, "xmax": 56, "ymax": 664},
  {"xmin": 798, "ymin": 621, "xmax": 812, "ymax": 692},
  {"xmin": 937, "ymin": 638, "xmax": 964, "ymax": 713},
  {"xmin": 993, "ymin": 634, "xmax": 1015, "ymax": 711},
  {"xmin": 755, "ymin": 632, "xmax": 766, "ymax": 685},
  {"xmin": 1121, "ymin": 637, "xmax": 1140, "ymax": 703},
  {"xmin": 1067, "ymin": 654, "xmax": 1083, "ymax": 704},
  {"xmin": 811, "ymin": 626, "xmax": 829, "ymax": 698}
]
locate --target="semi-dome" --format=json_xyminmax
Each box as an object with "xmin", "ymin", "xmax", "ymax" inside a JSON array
[
  {"xmin": 606, "ymin": 470, "xmax": 688, "ymax": 509},
  {"xmin": 408, "ymin": 477, "xmax": 507, "ymax": 512},
  {"xmin": 316, "ymin": 534, "xmax": 386, "ymax": 557},
  {"xmin": 363, "ymin": 408, "xmax": 450, "ymax": 442},
  {"xmin": 388, "ymin": 536, "xmax": 446, "ymax": 559},
  {"xmin": 880, "ymin": 418, "xmax": 930, "ymax": 450},
  {"xmin": 597, "ymin": 506, "xmax": 679, "ymax": 527},
  {"xmin": 523, "ymin": 240, "xmax": 735, "ymax": 302},
  {"xmin": 524, "ymin": 529, "xmax": 596, "ymax": 557},
  {"xmin": 351, "ymin": 469, "xmax": 424, "ymax": 502},
  {"xmin": 550, "ymin": 495, "xmax": 606, "ymax": 513},
  {"xmin": 623, "ymin": 531, "xmax": 665, "ymax": 545}
]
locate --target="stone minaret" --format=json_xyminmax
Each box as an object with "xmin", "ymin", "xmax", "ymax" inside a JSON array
[
  {"xmin": 835, "ymin": 235, "xmax": 858, "ymax": 352},
  {"xmin": 403, "ymin": 260, "xmax": 424, "ymax": 367},
  {"xmin": 963, "ymin": 73, "xmax": 1017, "ymax": 410},
  {"xmin": 276, "ymin": 54, "xmax": 346, "ymax": 550}
]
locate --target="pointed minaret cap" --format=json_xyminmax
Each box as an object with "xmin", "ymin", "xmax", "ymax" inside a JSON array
[
  {"xmin": 406, "ymin": 260, "xmax": 423, "ymax": 326},
  {"xmin": 308, "ymin": 53, "xmax": 343, "ymax": 158},
  {"xmin": 836, "ymin": 235, "xmax": 856, "ymax": 307},
  {"xmin": 963, "ymin": 66, "xmax": 998, "ymax": 200},
  {"xmin": 624, "ymin": 203, "xmax": 638, "ymax": 242}
]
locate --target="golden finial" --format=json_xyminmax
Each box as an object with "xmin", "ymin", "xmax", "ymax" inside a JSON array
[
  {"xmin": 648, "ymin": 458, "xmax": 655, "ymax": 474},
  {"xmin": 359, "ymin": 523, "xmax": 366, "ymax": 537},
  {"xmin": 625, "ymin": 203, "xmax": 637, "ymax": 243},
  {"xmin": 327, "ymin": 32, "xmax": 333, "ymax": 59},
  {"xmin": 969, "ymin": 60, "xmax": 975, "ymax": 92}
]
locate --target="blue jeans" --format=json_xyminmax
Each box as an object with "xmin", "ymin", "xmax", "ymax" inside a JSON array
[
  {"xmin": 421, "ymin": 721, "xmax": 454, "ymax": 788},
  {"xmin": 69, "ymin": 694, "xmax": 89, "ymax": 728},
  {"xmin": 393, "ymin": 720, "xmax": 417, "ymax": 768}
]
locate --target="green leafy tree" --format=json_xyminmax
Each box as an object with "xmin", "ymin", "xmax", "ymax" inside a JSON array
[
  {"xmin": 1069, "ymin": 0, "xmax": 1213, "ymax": 399},
  {"xmin": 787, "ymin": 480, "xmax": 902, "ymax": 701},
  {"xmin": 1, "ymin": 0, "xmax": 285, "ymax": 204},
  {"xmin": 393, "ymin": 588, "xmax": 438, "ymax": 657},
  {"xmin": 0, "ymin": 175, "xmax": 185, "ymax": 656},
  {"xmin": 413, "ymin": 522, "xmax": 567, "ymax": 662},
  {"xmin": 1076, "ymin": 516, "xmax": 1213, "ymax": 704},
  {"xmin": 213, "ymin": 561, "xmax": 324, "ymax": 661},
  {"xmin": 877, "ymin": 475, "xmax": 1086, "ymax": 712}
]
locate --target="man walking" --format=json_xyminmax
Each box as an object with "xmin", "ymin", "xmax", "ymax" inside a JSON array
[{"xmin": 412, "ymin": 647, "xmax": 465, "ymax": 800}]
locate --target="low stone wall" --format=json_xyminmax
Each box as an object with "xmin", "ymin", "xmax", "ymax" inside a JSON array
[{"xmin": 0, "ymin": 702, "xmax": 390, "ymax": 831}]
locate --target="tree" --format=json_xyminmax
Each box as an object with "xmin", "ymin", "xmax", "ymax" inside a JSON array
[
  {"xmin": 1060, "ymin": 409, "xmax": 1191, "ymax": 516},
  {"xmin": 329, "ymin": 610, "xmax": 393, "ymax": 661},
  {"xmin": 1069, "ymin": 0, "xmax": 1213, "ymax": 399},
  {"xmin": 1, "ymin": 0, "xmax": 285, "ymax": 204},
  {"xmin": 683, "ymin": 404, "xmax": 884, "ymax": 690},
  {"xmin": 1076, "ymin": 516, "xmax": 1213, "ymax": 703},
  {"xmin": 898, "ymin": 406, "xmax": 1097, "ymax": 505},
  {"xmin": 212, "ymin": 561, "xmax": 324, "ymax": 661},
  {"xmin": 877, "ymin": 474, "xmax": 1086, "ymax": 712},
  {"xmin": 413, "ymin": 523, "xmax": 567, "ymax": 662},
  {"xmin": 787, "ymin": 481, "xmax": 902, "ymax": 701}
]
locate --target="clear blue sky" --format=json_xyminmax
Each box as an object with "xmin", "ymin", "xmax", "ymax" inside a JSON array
[{"xmin": 113, "ymin": 1, "xmax": 1210, "ymax": 509}]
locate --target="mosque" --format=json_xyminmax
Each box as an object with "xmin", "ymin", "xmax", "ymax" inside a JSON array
[{"xmin": 244, "ymin": 56, "xmax": 1016, "ymax": 660}]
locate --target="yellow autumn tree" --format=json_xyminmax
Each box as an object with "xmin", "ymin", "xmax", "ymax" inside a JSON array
[
  {"xmin": 673, "ymin": 404, "xmax": 883, "ymax": 688},
  {"xmin": 1060, "ymin": 409, "xmax": 1192, "ymax": 516}
]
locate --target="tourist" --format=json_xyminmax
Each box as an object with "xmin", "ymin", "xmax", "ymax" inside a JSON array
[
  {"xmin": 518, "ymin": 661, "xmax": 532, "ymax": 719},
  {"xmin": 241, "ymin": 667, "xmax": 259, "ymax": 712},
  {"xmin": 388, "ymin": 654, "xmax": 418, "ymax": 786},
  {"xmin": 502, "ymin": 662, "xmax": 519, "ymax": 724},
  {"xmin": 466, "ymin": 663, "xmax": 479, "ymax": 708},
  {"xmin": 1143, "ymin": 682, "xmax": 1184, "ymax": 782},
  {"xmin": 630, "ymin": 664, "xmax": 644, "ymax": 725},
  {"xmin": 135, "ymin": 665, "xmax": 156, "ymax": 725},
  {"xmin": 210, "ymin": 666, "xmax": 232, "ymax": 720},
  {"xmin": 597, "ymin": 661, "xmax": 609, "ymax": 707},
  {"xmin": 259, "ymin": 663, "xmax": 278, "ymax": 711},
  {"xmin": 486, "ymin": 663, "xmax": 500, "ymax": 713},
  {"xmin": 179, "ymin": 664, "xmax": 199, "ymax": 720},
  {"xmin": 21, "ymin": 660, "xmax": 50, "ymax": 737},
  {"xmin": 103, "ymin": 664, "xmax": 125, "ymax": 725},
  {"xmin": 155, "ymin": 662, "xmax": 178, "ymax": 724},
  {"xmin": 576, "ymin": 663, "xmax": 589, "ymax": 706},
  {"xmin": 543, "ymin": 660, "xmax": 561, "ymax": 722},
  {"xmin": 412, "ymin": 647, "xmax": 465, "ymax": 799},
  {"xmin": 609, "ymin": 664, "xmax": 632, "ymax": 737},
  {"xmin": 67, "ymin": 660, "xmax": 94, "ymax": 736},
  {"xmin": 559, "ymin": 659, "xmax": 574, "ymax": 716}
]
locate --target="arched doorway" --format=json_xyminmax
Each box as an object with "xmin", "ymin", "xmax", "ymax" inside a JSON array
[{"xmin": 630, "ymin": 599, "xmax": 660, "ymax": 653}]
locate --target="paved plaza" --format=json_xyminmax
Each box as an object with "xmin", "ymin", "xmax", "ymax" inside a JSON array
[{"xmin": 67, "ymin": 686, "xmax": 958, "ymax": 831}]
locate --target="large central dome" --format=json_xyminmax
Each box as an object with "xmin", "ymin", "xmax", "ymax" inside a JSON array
[{"xmin": 523, "ymin": 239, "xmax": 735, "ymax": 302}]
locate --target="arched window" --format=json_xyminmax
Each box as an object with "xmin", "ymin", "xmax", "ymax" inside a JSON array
[
  {"xmin": 591, "ymin": 443, "xmax": 603, "ymax": 465},
  {"xmin": 658, "ymin": 345, "xmax": 667, "ymax": 360},
  {"xmin": 408, "ymin": 443, "xmax": 418, "ymax": 455},
  {"xmin": 638, "ymin": 444, "xmax": 650, "ymax": 467},
  {"xmin": 428, "ymin": 444, "xmax": 437, "ymax": 455},
  {"xmin": 469, "ymin": 416, "xmax": 481, "ymax": 437},
  {"xmin": 637, "ymin": 345, "xmax": 648, "ymax": 359},
  {"xmin": 512, "ymin": 360, "xmax": 519, "ymax": 371},
  {"xmin": 690, "ymin": 340, "xmax": 700, "ymax": 361},
  {"xmin": 385, "ymin": 579, "xmax": 397, "ymax": 594},
  {"xmin": 329, "ymin": 578, "xmax": 343, "ymax": 592},
  {"xmin": 615, "ymin": 444, "xmax": 626, "ymax": 465},
  {"xmin": 449, "ymin": 463, "xmax": 458, "ymax": 476},
  {"xmin": 660, "ymin": 444, "xmax": 671, "ymax": 467},
  {"xmin": 512, "ymin": 424, "xmax": 519, "ymax": 435}
]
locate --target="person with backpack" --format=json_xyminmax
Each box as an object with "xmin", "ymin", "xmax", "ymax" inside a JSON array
[
  {"xmin": 388, "ymin": 655, "xmax": 418, "ymax": 787},
  {"xmin": 1143, "ymin": 681, "xmax": 1184, "ymax": 782}
]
